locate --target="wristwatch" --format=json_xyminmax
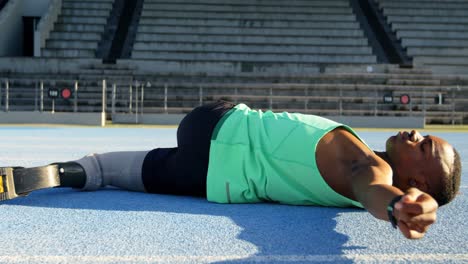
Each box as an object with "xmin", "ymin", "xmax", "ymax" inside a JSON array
[{"xmin": 387, "ymin": 195, "xmax": 403, "ymax": 229}]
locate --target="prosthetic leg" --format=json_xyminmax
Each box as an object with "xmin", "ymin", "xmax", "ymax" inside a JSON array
[{"xmin": 1, "ymin": 151, "xmax": 148, "ymax": 201}]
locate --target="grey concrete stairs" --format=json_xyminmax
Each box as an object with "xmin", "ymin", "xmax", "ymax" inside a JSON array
[
  {"xmin": 131, "ymin": 0, "xmax": 377, "ymax": 73},
  {"xmin": 377, "ymin": 0, "xmax": 468, "ymax": 74},
  {"xmin": 42, "ymin": 0, "xmax": 115, "ymax": 58}
]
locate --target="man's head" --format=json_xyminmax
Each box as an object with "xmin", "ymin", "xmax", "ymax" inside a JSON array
[{"xmin": 385, "ymin": 130, "xmax": 461, "ymax": 206}]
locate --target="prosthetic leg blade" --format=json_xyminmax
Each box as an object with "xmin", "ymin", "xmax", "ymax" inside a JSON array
[{"xmin": 0, "ymin": 166, "xmax": 61, "ymax": 201}]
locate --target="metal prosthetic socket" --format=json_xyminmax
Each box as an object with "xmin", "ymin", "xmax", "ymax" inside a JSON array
[{"xmin": 0, "ymin": 162, "xmax": 86, "ymax": 201}]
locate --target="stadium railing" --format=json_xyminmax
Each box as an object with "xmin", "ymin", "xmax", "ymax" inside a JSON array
[{"xmin": 0, "ymin": 77, "xmax": 466, "ymax": 125}]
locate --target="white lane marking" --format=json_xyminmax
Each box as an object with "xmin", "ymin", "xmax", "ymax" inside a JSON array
[{"xmin": 0, "ymin": 254, "xmax": 467, "ymax": 263}]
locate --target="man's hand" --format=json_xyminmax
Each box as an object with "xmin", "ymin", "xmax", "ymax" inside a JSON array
[{"xmin": 393, "ymin": 188, "xmax": 438, "ymax": 239}]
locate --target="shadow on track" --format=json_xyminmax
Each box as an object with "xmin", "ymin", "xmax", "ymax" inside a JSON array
[{"xmin": 4, "ymin": 187, "xmax": 366, "ymax": 263}]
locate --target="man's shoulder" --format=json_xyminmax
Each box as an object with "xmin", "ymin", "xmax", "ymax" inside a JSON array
[{"xmin": 324, "ymin": 127, "xmax": 392, "ymax": 179}]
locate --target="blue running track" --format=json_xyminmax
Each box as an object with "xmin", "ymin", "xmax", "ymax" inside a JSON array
[{"xmin": 0, "ymin": 126, "xmax": 467, "ymax": 263}]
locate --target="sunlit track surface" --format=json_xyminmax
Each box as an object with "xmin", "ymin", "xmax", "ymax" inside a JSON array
[{"xmin": 0, "ymin": 127, "xmax": 466, "ymax": 264}]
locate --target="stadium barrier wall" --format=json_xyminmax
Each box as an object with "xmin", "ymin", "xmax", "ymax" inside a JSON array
[
  {"xmin": 22, "ymin": 0, "xmax": 51, "ymax": 16},
  {"xmin": 34, "ymin": 0, "xmax": 62, "ymax": 57},
  {"xmin": 0, "ymin": 57, "xmax": 100, "ymax": 73},
  {"xmin": 112, "ymin": 113, "xmax": 185, "ymax": 125},
  {"xmin": 0, "ymin": 0, "xmax": 22, "ymax": 56},
  {"xmin": 0, "ymin": 111, "xmax": 105, "ymax": 126},
  {"xmin": 328, "ymin": 115, "xmax": 424, "ymax": 128},
  {"xmin": 112, "ymin": 113, "xmax": 424, "ymax": 128}
]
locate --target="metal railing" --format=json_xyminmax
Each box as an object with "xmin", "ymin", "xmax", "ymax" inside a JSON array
[{"xmin": 0, "ymin": 77, "xmax": 467, "ymax": 124}]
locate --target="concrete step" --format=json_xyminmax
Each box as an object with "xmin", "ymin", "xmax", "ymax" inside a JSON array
[
  {"xmin": 138, "ymin": 18, "xmax": 360, "ymax": 29},
  {"xmin": 383, "ymin": 7, "xmax": 468, "ymax": 17},
  {"xmin": 402, "ymin": 38, "xmax": 468, "ymax": 48},
  {"xmin": 391, "ymin": 22, "xmax": 468, "ymax": 31},
  {"xmin": 135, "ymin": 34, "xmax": 369, "ymax": 46},
  {"xmin": 382, "ymin": 74, "xmax": 436, "ymax": 81},
  {"xmin": 46, "ymin": 40, "xmax": 98, "ymax": 49},
  {"xmin": 378, "ymin": 1, "xmax": 468, "ymax": 9},
  {"xmin": 137, "ymin": 26, "xmax": 364, "ymax": 37},
  {"xmin": 130, "ymin": 51, "xmax": 377, "ymax": 64},
  {"xmin": 86, "ymin": 63, "xmax": 136, "ymax": 71},
  {"xmin": 62, "ymin": 8, "xmax": 110, "ymax": 16},
  {"xmin": 127, "ymin": 72, "xmax": 390, "ymax": 84},
  {"xmin": 42, "ymin": 49, "xmax": 96, "ymax": 58},
  {"xmin": 387, "ymin": 15, "xmax": 468, "ymax": 24},
  {"xmin": 54, "ymin": 23, "xmax": 105, "ymax": 32},
  {"xmin": 386, "ymin": 79, "xmax": 441, "ymax": 86},
  {"xmin": 425, "ymin": 65, "xmax": 468, "ymax": 75},
  {"xmin": 49, "ymin": 32, "xmax": 102, "ymax": 41},
  {"xmin": 145, "ymin": 0, "xmax": 351, "ymax": 7},
  {"xmin": 142, "ymin": 4, "xmax": 353, "ymax": 14},
  {"xmin": 62, "ymin": 1, "xmax": 113, "ymax": 9},
  {"xmin": 397, "ymin": 30, "xmax": 468, "ymax": 40},
  {"xmin": 414, "ymin": 56, "xmax": 468, "ymax": 65},
  {"xmin": 132, "ymin": 42, "xmax": 373, "ymax": 55},
  {"xmin": 58, "ymin": 16, "xmax": 107, "ymax": 25},
  {"xmin": 79, "ymin": 69, "xmax": 134, "ymax": 76},
  {"xmin": 140, "ymin": 10, "xmax": 357, "ymax": 22},
  {"xmin": 408, "ymin": 47, "xmax": 468, "ymax": 56},
  {"xmin": 80, "ymin": 69, "xmax": 135, "ymax": 76},
  {"xmin": 124, "ymin": 59, "xmax": 326, "ymax": 73},
  {"xmin": 386, "ymin": 68, "xmax": 433, "ymax": 75}
]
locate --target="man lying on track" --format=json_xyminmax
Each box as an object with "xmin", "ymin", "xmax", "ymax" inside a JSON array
[{"xmin": 1, "ymin": 101, "xmax": 462, "ymax": 239}]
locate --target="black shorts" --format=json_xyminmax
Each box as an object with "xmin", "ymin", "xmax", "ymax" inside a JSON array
[{"xmin": 142, "ymin": 100, "xmax": 236, "ymax": 197}]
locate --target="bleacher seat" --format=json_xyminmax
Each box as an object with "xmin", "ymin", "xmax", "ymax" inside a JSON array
[
  {"xmin": 41, "ymin": 0, "xmax": 114, "ymax": 58},
  {"xmin": 378, "ymin": 0, "xmax": 468, "ymax": 74},
  {"xmin": 131, "ymin": 0, "xmax": 376, "ymax": 73}
]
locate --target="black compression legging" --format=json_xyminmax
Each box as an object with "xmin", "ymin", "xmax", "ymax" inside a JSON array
[{"xmin": 141, "ymin": 100, "xmax": 236, "ymax": 197}]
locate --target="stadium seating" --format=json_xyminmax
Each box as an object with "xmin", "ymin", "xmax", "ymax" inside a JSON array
[
  {"xmin": 1, "ymin": 0, "xmax": 467, "ymax": 125},
  {"xmin": 41, "ymin": 0, "xmax": 114, "ymax": 58},
  {"xmin": 131, "ymin": 0, "xmax": 376, "ymax": 73},
  {"xmin": 378, "ymin": 0, "xmax": 468, "ymax": 74}
]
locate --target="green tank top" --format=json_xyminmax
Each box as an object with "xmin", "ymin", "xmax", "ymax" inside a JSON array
[{"xmin": 206, "ymin": 104, "xmax": 364, "ymax": 208}]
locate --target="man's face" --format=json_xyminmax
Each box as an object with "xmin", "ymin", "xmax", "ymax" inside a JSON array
[{"xmin": 385, "ymin": 130, "xmax": 454, "ymax": 194}]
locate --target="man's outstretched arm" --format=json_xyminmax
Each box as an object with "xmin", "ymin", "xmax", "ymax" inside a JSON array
[{"xmin": 350, "ymin": 164, "xmax": 438, "ymax": 239}]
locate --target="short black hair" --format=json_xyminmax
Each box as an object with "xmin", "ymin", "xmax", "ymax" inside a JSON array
[{"xmin": 433, "ymin": 147, "xmax": 462, "ymax": 206}]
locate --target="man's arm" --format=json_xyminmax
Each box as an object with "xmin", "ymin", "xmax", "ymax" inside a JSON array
[{"xmin": 350, "ymin": 163, "xmax": 438, "ymax": 239}]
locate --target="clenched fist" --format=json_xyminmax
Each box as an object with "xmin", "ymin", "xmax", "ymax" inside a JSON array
[{"xmin": 393, "ymin": 188, "xmax": 439, "ymax": 239}]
